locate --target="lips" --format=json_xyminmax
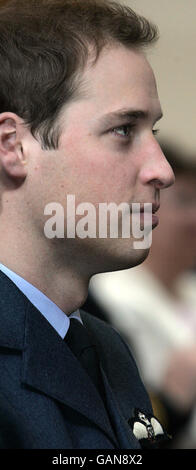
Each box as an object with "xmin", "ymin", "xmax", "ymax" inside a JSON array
[
  {"xmin": 131, "ymin": 203, "xmax": 160, "ymax": 214},
  {"xmin": 130, "ymin": 202, "xmax": 160, "ymax": 230}
]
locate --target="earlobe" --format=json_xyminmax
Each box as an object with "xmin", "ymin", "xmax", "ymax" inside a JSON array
[
  {"xmin": 2, "ymin": 143, "xmax": 27, "ymax": 179},
  {"xmin": 0, "ymin": 115, "xmax": 27, "ymax": 180}
]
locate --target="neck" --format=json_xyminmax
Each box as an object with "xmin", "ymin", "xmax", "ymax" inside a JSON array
[{"xmin": 0, "ymin": 221, "xmax": 89, "ymax": 315}]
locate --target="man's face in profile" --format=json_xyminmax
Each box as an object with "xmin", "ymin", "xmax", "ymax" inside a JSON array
[{"xmin": 27, "ymin": 45, "xmax": 175, "ymax": 273}]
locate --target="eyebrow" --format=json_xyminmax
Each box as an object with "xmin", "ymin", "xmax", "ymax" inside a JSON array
[{"xmin": 98, "ymin": 108, "xmax": 163, "ymax": 128}]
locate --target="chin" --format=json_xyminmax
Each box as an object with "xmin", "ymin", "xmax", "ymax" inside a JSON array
[
  {"xmin": 85, "ymin": 238, "xmax": 151, "ymax": 276},
  {"xmin": 98, "ymin": 246, "xmax": 150, "ymax": 275},
  {"xmin": 131, "ymin": 247, "xmax": 150, "ymax": 267}
]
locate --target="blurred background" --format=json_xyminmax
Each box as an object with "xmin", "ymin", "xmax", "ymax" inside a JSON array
[
  {"xmin": 83, "ymin": 0, "xmax": 196, "ymax": 449},
  {"xmin": 124, "ymin": 0, "xmax": 196, "ymax": 159}
]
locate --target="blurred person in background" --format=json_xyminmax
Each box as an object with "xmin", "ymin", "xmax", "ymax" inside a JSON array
[{"xmin": 86, "ymin": 142, "xmax": 196, "ymax": 447}]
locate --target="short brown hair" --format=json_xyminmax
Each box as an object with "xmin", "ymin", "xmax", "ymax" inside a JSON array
[{"xmin": 0, "ymin": 0, "xmax": 158, "ymax": 148}]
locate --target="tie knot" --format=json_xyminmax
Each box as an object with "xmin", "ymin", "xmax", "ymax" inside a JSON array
[{"xmin": 65, "ymin": 318, "xmax": 95, "ymax": 359}]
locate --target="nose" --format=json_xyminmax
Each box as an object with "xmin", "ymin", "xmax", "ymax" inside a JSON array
[{"xmin": 139, "ymin": 140, "xmax": 175, "ymax": 190}]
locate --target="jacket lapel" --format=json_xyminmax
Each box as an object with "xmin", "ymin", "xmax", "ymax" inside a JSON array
[
  {"xmin": 100, "ymin": 366, "xmax": 141, "ymax": 449},
  {"xmin": 21, "ymin": 302, "xmax": 118, "ymax": 446},
  {"xmin": 81, "ymin": 310, "xmax": 152, "ymax": 448}
]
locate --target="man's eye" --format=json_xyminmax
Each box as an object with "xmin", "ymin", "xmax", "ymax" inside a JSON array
[
  {"xmin": 110, "ymin": 126, "xmax": 160, "ymax": 139},
  {"xmin": 111, "ymin": 124, "xmax": 135, "ymax": 138}
]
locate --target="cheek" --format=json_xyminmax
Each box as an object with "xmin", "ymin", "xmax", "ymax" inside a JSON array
[
  {"xmin": 61, "ymin": 141, "xmax": 133, "ymax": 204},
  {"xmin": 85, "ymin": 162, "xmax": 133, "ymax": 205}
]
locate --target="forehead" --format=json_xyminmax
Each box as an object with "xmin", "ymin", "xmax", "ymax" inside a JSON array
[{"xmin": 81, "ymin": 45, "xmax": 161, "ymax": 118}]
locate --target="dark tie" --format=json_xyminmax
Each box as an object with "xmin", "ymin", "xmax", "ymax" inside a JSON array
[{"xmin": 65, "ymin": 318, "xmax": 105, "ymax": 400}]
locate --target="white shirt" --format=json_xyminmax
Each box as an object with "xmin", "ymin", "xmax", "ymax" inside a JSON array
[{"xmin": 0, "ymin": 263, "xmax": 82, "ymax": 339}]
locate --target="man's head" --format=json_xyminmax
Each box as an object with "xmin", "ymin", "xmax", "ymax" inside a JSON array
[{"xmin": 0, "ymin": 0, "xmax": 174, "ymax": 277}]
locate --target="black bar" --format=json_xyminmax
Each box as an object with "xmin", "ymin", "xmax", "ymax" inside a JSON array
[{"xmin": 0, "ymin": 449, "xmax": 195, "ymax": 467}]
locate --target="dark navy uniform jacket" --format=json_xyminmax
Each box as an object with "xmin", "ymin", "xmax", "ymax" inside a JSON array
[{"xmin": 0, "ymin": 271, "xmax": 153, "ymax": 449}]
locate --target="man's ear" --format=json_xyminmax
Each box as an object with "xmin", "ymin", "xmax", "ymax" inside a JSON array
[{"xmin": 0, "ymin": 113, "xmax": 27, "ymax": 180}]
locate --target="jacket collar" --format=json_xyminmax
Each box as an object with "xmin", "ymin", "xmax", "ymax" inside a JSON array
[
  {"xmin": 0, "ymin": 271, "xmax": 28, "ymax": 350},
  {"xmin": 0, "ymin": 271, "xmax": 140, "ymax": 448},
  {"xmin": 22, "ymin": 301, "xmax": 119, "ymax": 444},
  {"xmin": 23, "ymin": 304, "xmax": 140, "ymax": 448},
  {"xmin": 0, "ymin": 272, "xmax": 118, "ymax": 445}
]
